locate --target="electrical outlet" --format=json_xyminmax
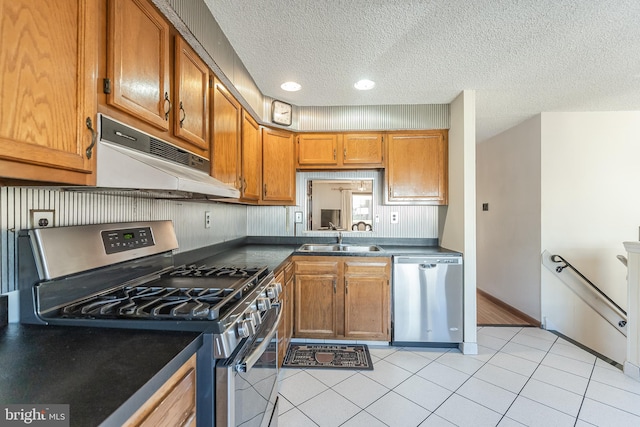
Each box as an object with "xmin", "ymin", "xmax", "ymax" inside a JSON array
[
  {"xmin": 294, "ymin": 211, "xmax": 303, "ymax": 223},
  {"xmin": 204, "ymin": 211, "xmax": 211, "ymax": 229},
  {"xmin": 391, "ymin": 212, "xmax": 399, "ymax": 224},
  {"xmin": 30, "ymin": 209, "xmax": 55, "ymax": 228}
]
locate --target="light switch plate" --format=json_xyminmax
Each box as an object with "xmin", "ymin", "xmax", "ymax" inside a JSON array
[{"xmin": 294, "ymin": 211, "xmax": 303, "ymax": 223}]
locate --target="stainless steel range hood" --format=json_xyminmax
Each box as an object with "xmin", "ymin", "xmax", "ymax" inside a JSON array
[{"xmin": 94, "ymin": 114, "xmax": 240, "ymax": 199}]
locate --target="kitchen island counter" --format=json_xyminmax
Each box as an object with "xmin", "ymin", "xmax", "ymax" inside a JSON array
[{"xmin": 0, "ymin": 324, "xmax": 202, "ymax": 427}]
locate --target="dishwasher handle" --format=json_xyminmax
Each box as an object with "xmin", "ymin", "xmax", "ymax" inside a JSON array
[{"xmin": 419, "ymin": 264, "xmax": 437, "ymax": 270}]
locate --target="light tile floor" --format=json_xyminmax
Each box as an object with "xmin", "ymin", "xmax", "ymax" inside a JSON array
[{"xmin": 278, "ymin": 327, "xmax": 640, "ymax": 427}]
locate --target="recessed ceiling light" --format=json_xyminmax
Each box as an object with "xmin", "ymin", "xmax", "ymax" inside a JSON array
[
  {"xmin": 281, "ymin": 81, "xmax": 301, "ymax": 91},
  {"xmin": 354, "ymin": 79, "xmax": 375, "ymax": 90}
]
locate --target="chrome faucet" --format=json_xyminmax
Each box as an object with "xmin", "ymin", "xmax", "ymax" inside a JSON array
[{"xmin": 338, "ymin": 231, "xmax": 343, "ymax": 245}]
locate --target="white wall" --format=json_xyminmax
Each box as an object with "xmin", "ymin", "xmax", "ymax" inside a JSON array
[
  {"xmin": 443, "ymin": 90, "xmax": 478, "ymax": 353},
  {"xmin": 540, "ymin": 111, "xmax": 640, "ymax": 362},
  {"xmin": 476, "ymin": 111, "xmax": 640, "ymax": 364},
  {"xmin": 476, "ymin": 115, "xmax": 542, "ymax": 320},
  {"xmin": 541, "ymin": 112, "xmax": 640, "ymax": 309}
]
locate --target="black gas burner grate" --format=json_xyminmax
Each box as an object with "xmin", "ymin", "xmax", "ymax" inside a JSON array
[
  {"xmin": 60, "ymin": 285, "xmax": 239, "ymax": 320},
  {"xmin": 169, "ymin": 264, "xmax": 264, "ymax": 278}
]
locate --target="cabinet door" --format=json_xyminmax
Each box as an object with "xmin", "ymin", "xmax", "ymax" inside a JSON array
[
  {"xmin": 342, "ymin": 133, "xmax": 383, "ymax": 167},
  {"xmin": 211, "ymin": 79, "xmax": 241, "ymax": 188},
  {"xmin": 297, "ymin": 133, "xmax": 339, "ymax": 167},
  {"xmin": 262, "ymin": 128, "xmax": 295, "ymax": 204},
  {"xmin": 385, "ymin": 131, "xmax": 448, "ymax": 205},
  {"xmin": 294, "ymin": 274, "xmax": 337, "ymax": 338},
  {"xmin": 343, "ymin": 260, "xmax": 390, "ymax": 340},
  {"xmin": 0, "ymin": 0, "xmax": 97, "ymax": 185},
  {"xmin": 344, "ymin": 276, "xmax": 389, "ymax": 340},
  {"xmin": 275, "ymin": 269, "xmax": 287, "ymax": 367},
  {"xmin": 123, "ymin": 354, "xmax": 197, "ymax": 427},
  {"xmin": 285, "ymin": 274, "xmax": 294, "ymax": 348},
  {"xmin": 240, "ymin": 111, "xmax": 261, "ymax": 202},
  {"xmin": 173, "ymin": 37, "xmax": 208, "ymax": 154},
  {"xmin": 108, "ymin": 0, "xmax": 170, "ymax": 131}
]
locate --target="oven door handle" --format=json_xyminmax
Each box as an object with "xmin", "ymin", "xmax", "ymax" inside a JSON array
[{"xmin": 236, "ymin": 306, "xmax": 283, "ymax": 373}]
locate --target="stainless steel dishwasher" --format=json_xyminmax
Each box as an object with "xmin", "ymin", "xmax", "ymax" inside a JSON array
[{"xmin": 392, "ymin": 255, "xmax": 463, "ymax": 345}]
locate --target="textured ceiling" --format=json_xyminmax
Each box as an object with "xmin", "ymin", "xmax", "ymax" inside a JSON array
[{"xmin": 205, "ymin": 0, "xmax": 640, "ymax": 142}]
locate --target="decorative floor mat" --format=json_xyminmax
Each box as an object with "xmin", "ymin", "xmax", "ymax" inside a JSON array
[{"xmin": 282, "ymin": 343, "xmax": 373, "ymax": 370}]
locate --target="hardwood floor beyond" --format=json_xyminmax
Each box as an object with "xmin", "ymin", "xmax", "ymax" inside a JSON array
[{"xmin": 477, "ymin": 289, "xmax": 539, "ymax": 326}]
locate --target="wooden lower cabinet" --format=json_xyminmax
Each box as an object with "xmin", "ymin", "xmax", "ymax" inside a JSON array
[
  {"xmin": 293, "ymin": 256, "xmax": 390, "ymax": 341},
  {"xmin": 276, "ymin": 261, "xmax": 295, "ymax": 366},
  {"xmin": 123, "ymin": 354, "xmax": 197, "ymax": 427}
]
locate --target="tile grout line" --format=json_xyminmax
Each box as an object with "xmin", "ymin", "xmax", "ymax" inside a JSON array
[{"xmin": 573, "ymin": 360, "xmax": 598, "ymax": 427}]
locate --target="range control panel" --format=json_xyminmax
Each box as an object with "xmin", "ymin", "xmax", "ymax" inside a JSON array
[{"xmin": 101, "ymin": 227, "xmax": 154, "ymax": 254}]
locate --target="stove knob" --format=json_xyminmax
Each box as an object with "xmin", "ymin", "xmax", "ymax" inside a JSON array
[
  {"xmin": 256, "ymin": 297, "xmax": 271, "ymax": 311},
  {"xmin": 246, "ymin": 308, "xmax": 262, "ymax": 326},
  {"xmin": 237, "ymin": 318, "xmax": 256, "ymax": 338},
  {"xmin": 266, "ymin": 286, "xmax": 277, "ymax": 299}
]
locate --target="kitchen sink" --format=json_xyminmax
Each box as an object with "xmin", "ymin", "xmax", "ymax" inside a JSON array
[{"xmin": 297, "ymin": 243, "xmax": 383, "ymax": 253}]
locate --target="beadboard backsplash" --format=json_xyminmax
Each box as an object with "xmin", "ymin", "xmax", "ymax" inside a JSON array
[
  {"xmin": 0, "ymin": 187, "xmax": 247, "ymax": 294},
  {"xmin": 247, "ymin": 171, "xmax": 439, "ymax": 239},
  {"xmin": 1, "ymin": 178, "xmax": 439, "ymax": 293}
]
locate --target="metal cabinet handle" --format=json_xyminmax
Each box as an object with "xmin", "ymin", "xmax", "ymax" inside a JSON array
[
  {"xmin": 179, "ymin": 102, "xmax": 186, "ymax": 128},
  {"xmin": 343, "ymin": 148, "xmax": 347, "ymax": 160},
  {"xmin": 345, "ymin": 280, "xmax": 348, "ymax": 294},
  {"xmin": 333, "ymin": 149, "xmax": 336, "ymax": 160},
  {"xmin": 333, "ymin": 279, "xmax": 336, "ymax": 294},
  {"xmin": 163, "ymin": 92, "xmax": 171, "ymax": 120},
  {"xmin": 85, "ymin": 117, "xmax": 97, "ymax": 159}
]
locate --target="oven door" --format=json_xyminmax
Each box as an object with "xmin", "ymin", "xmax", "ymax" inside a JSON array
[{"xmin": 216, "ymin": 305, "xmax": 282, "ymax": 427}]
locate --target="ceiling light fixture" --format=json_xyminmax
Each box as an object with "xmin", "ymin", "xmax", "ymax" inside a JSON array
[
  {"xmin": 281, "ymin": 81, "xmax": 301, "ymax": 92},
  {"xmin": 354, "ymin": 79, "xmax": 375, "ymax": 90}
]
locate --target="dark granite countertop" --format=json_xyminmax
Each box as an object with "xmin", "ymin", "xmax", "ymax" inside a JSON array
[
  {"xmin": 177, "ymin": 237, "xmax": 460, "ymax": 272},
  {"xmin": 0, "ymin": 324, "xmax": 202, "ymax": 427}
]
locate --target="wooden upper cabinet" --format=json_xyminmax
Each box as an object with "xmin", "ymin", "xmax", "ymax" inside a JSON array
[
  {"xmin": 297, "ymin": 133, "xmax": 339, "ymax": 167},
  {"xmin": 240, "ymin": 111, "xmax": 261, "ymax": 202},
  {"xmin": 0, "ymin": 0, "xmax": 98, "ymax": 185},
  {"xmin": 262, "ymin": 128, "xmax": 295, "ymax": 204},
  {"xmin": 211, "ymin": 79, "xmax": 241, "ymax": 189},
  {"xmin": 342, "ymin": 133, "xmax": 384, "ymax": 166},
  {"xmin": 296, "ymin": 132, "xmax": 383, "ymax": 169},
  {"xmin": 385, "ymin": 130, "xmax": 448, "ymax": 205},
  {"xmin": 174, "ymin": 38, "xmax": 209, "ymax": 152},
  {"xmin": 107, "ymin": 0, "xmax": 170, "ymax": 131}
]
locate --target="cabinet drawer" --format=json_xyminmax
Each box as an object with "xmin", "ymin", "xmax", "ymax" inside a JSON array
[
  {"xmin": 295, "ymin": 260, "xmax": 339, "ymax": 275},
  {"xmin": 344, "ymin": 260, "xmax": 389, "ymax": 276}
]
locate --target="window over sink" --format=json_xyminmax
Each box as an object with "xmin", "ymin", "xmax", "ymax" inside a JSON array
[{"xmin": 307, "ymin": 179, "xmax": 374, "ymax": 231}]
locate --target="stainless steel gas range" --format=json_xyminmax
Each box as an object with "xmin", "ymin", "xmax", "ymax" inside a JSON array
[{"xmin": 18, "ymin": 220, "xmax": 281, "ymax": 427}]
